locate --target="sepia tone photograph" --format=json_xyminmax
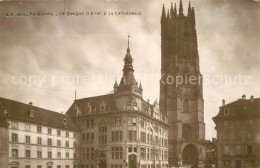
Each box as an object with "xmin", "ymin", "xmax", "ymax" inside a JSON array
[{"xmin": 0, "ymin": 0, "xmax": 259, "ymax": 168}]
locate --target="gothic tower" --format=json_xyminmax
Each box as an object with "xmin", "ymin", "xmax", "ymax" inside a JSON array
[{"xmin": 159, "ymin": 1, "xmax": 206, "ymax": 166}]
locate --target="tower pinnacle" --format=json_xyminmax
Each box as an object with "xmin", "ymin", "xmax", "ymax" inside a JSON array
[
  {"xmin": 179, "ymin": 0, "xmax": 184, "ymax": 16},
  {"xmin": 188, "ymin": 1, "xmax": 192, "ymax": 17},
  {"xmin": 161, "ymin": 4, "xmax": 166, "ymax": 20}
]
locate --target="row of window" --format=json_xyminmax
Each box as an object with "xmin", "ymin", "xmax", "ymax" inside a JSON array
[
  {"xmin": 11, "ymin": 133, "xmax": 75, "ymax": 147},
  {"xmin": 223, "ymin": 131, "xmax": 255, "ymax": 141},
  {"xmin": 25, "ymin": 165, "xmax": 72, "ymax": 168},
  {"xmin": 140, "ymin": 148, "xmax": 168, "ymax": 161},
  {"xmin": 223, "ymin": 145, "xmax": 255, "ymax": 155},
  {"xmin": 81, "ymin": 132, "xmax": 94, "ymax": 143},
  {"xmin": 81, "ymin": 147, "xmax": 168, "ymax": 161},
  {"xmin": 81, "ymin": 117, "xmax": 167, "ymax": 134},
  {"xmin": 223, "ymin": 119, "xmax": 254, "ymax": 126},
  {"xmin": 223, "ymin": 160, "xmax": 256, "ymax": 168},
  {"xmin": 11, "ymin": 122, "xmax": 73, "ymax": 137},
  {"xmin": 141, "ymin": 164, "xmax": 168, "ymax": 168},
  {"xmin": 11, "ymin": 149, "xmax": 73, "ymax": 159},
  {"xmin": 81, "ymin": 131, "xmax": 167, "ymax": 146}
]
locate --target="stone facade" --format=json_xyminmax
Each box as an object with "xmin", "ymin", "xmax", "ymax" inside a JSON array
[
  {"xmin": 66, "ymin": 39, "xmax": 169, "ymax": 168},
  {"xmin": 213, "ymin": 95, "xmax": 260, "ymax": 168},
  {"xmin": 0, "ymin": 98, "xmax": 79, "ymax": 168},
  {"xmin": 159, "ymin": 1, "xmax": 206, "ymax": 166}
]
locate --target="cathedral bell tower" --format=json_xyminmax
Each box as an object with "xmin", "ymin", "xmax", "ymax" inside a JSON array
[{"xmin": 159, "ymin": 1, "xmax": 206, "ymax": 166}]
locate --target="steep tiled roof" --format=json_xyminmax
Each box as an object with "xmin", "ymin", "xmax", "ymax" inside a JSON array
[
  {"xmin": 0, "ymin": 97, "xmax": 78, "ymax": 131},
  {"xmin": 66, "ymin": 94, "xmax": 116, "ymax": 116},
  {"xmin": 213, "ymin": 98, "xmax": 260, "ymax": 120}
]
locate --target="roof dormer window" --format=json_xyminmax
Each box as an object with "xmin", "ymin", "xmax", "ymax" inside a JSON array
[
  {"xmin": 224, "ymin": 108, "xmax": 229, "ymax": 115},
  {"xmin": 29, "ymin": 110, "xmax": 35, "ymax": 118},
  {"xmin": 86, "ymin": 103, "xmax": 91, "ymax": 113},
  {"xmin": 100, "ymin": 101, "xmax": 105, "ymax": 113}
]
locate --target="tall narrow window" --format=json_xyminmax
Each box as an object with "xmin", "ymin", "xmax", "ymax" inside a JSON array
[{"xmin": 183, "ymin": 97, "xmax": 190, "ymax": 113}]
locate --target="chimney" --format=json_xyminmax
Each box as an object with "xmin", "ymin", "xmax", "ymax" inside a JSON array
[
  {"xmin": 242, "ymin": 94, "xmax": 246, "ymax": 100},
  {"xmin": 250, "ymin": 95, "xmax": 254, "ymax": 103},
  {"xmin": 222, "ymin": 99, "xmax": 225, "ymax": 106},
  {"xmin": 29, "ymin": 102, "xmax": 33, "ymax": 105}
]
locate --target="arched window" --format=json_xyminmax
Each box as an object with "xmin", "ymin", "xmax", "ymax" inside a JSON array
[{"xmin": 183, "ymin": 97, "xmax": 190, "ymax": 113}]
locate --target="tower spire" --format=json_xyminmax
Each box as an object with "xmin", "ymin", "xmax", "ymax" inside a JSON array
[
  {"xmin": 174, "ymin": 3, "xmax": 177, "ymax": 17},
  {"xmin": 188, "ymin": 1, "xmax": 192, "ymax": 17},
  {"xmin": 161, "ymin": 4, "xmax": 166, "ymax": 20},
  {"xmin": 170, "ymin": 2, "xmax": 174, "ymax": 18},
  {"xmin": 191, "ymin": 7, "xmax": 196, "ymax": 25},
  {"xmin": 179, "ymin": 0, "xmax": 184, "ymax": 16},
  {"xmin": 167, "ymin": 9, "xmax": 170, "ymax": 19}
]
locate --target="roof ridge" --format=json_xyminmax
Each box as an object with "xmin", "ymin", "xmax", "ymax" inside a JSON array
[
  {"xmin": 0, "ymin": 97, "xmax": 70, "ymax": 118},
  {"xmin": 75, "ymin": 93, "xmax": 114, "ymax": 101}
]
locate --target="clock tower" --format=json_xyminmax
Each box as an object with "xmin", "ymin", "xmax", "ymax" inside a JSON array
[{"xmin": 159, "ymin": 1, "xmax": 206, "ymax": 166}]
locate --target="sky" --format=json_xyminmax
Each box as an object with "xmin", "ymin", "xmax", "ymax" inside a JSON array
[{"xmin": 0, "ymin": 0, "xmax": 259, "ymax": 139}]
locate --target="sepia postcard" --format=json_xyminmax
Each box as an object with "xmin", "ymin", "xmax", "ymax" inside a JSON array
[{"xmin": 0, "ymin": 0, "xmax": 259, "ymax": 168}]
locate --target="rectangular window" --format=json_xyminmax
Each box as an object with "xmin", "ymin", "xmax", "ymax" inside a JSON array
[
  {"xmin": 112, "ymin": 131, "xmax": 122, "ymax": 142},
  {"xmin": 11, "ymin": 122, "xmax": 18, "ymax": 129},
  {"xmin": 57, "ymin": 140, "xmax": 61, "ymax": 147},
  {"xmin": 57, "ymin": 152, "xmax": 61, "ymax": 159},
  {"xmin": 112, "ymin": 147, "xmax": 123, "ymax": 160},
  {"xmin": 48, "ymin": 151, "xmax": 52, "ymax": 158},
  {"xmin": 57, "ymin": 166, "xmax": 61, "ymax": 168},
  {"xmin": 25, "ymin": 166, "xmax": 30, "ymax": 168},
  {"xmin": 115, "ymin": 117, "xmax": 122, "ymax": 126},
  {"xmin": 37, "ymin": 166, "xmax": 42, "ymax": 168},
  {"xmin": 91, "ymin": 133, "xmax": 94, "ymax": 143},
  {"xmin": 11, "ymin": 149, "xmax": 18, "ymax": 157},
  {"xmin": 128, "ymin": 117, "xmax": 137, "ymax": 126},
  {"xmin": 128, "ymin": 131, "xmax": 137, "ymax": 141},
  {"xmin": 37, "ymin": 126, "xmax": 42, "ymax": 133},
  {"xmin": 141, "ymin": 147, "xmax": 146, "ymax": 160},
  {"xmin": 66, "ymin": 141, "xmax": 69, "ymax": 147},
  {"xmin": 25, "ymin": 150, "xmax": 31, "ymax": 158},
  {"xmin": 86, "ymin": 148, "xmax": 90, "ymax": 160},
  {"xmin": 66, "ymin": 131, "xmax": 69, "ymax": 137},
  {"xmin": 48, "ymin": 128, "xmax": 52, "ymax": 134},
  {"xmin": 91, "ymin": 148, "xmax": 95, "ymax": 160},
  {"xmin": 224, "ymin": 146, "xmax": 229, "ymax": 155},
  {"xmin": 247, "ymin": 145, "xmax": 253, "ymax": 154},
  {"xmin": 141, "ymin": 132, "xmax": 146, "ymax": 143},
  {"xmin": 25, "ymin": 136, "xmax": 30, "ymax": 144},
  {"xmin": 37, "ymin": 137, "xmax": 42, "ymax": 145},
  {"xmin": 99, "ymin": 135, "xmax": 107, "ymax": 145},
  {"xmin": 48, "ymin": 138, "xmax": 52, "ymax": 146},
  {"xmin": 224, "ymin": 132, "xmax": 229, "ymax": 141},
  {"xmin": 99, "ymin": 126, "xmax": 107, "ymax": 133},
  {"xmin": 11, "ymin": 133, "xmax": 18, "ymax": 142},
  {"xmin": 66, "ymin": 152, "xmax": 69, "ymax": 159},
  {"xmin": 90, "ymin": 119, "xmax": 94, "ymax": 128},
  {"xmin": 25, "ymin": 124, "xmax": 30, "ymax": 131},
  {"xmin": 57, "ymin": 130, "xmax": 61, "ymax": 136},
  {"xmin": 37, "ymin": 150, "xmax": 42, "ymax": 158},
  {"xmin": 235, "ymin": 146, "xmax": 241, "ymax": 155},
  {"xmin": 86, "ymin": 133, "xmax": 89, "ymax": 143}
]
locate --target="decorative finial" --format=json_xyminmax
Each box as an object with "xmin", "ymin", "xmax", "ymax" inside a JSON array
[
  {"xmin": 128, "ymin": 33, "xmax": 131, "ymax": 48},
  {"xmin": 74, "ymin": 89, "xmax": 77, "ymax": 101}
]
